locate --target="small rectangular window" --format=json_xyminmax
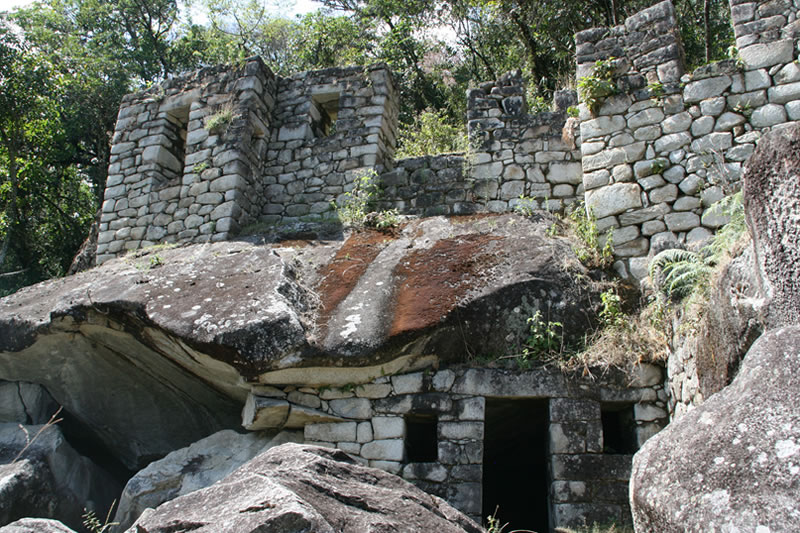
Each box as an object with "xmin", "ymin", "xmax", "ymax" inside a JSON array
[
  {"xmin": 601, "ymin": 403, "xmax": 638, "ymax": 454},
  {"xmin": 405, "ymin": 413, "xmax": 438, "ymax": 462},
  {"xmin": 310, "ymin": 92, "xmax": 339, "ymax": 137}
]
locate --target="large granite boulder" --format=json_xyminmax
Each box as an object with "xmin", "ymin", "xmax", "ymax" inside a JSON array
[
  {"xmin": 114, "ymin": 429, "xmax": 303, "ymax": 530},
  {"xmin": 0, "ymin": 214, "xmax": 606, "ymax": 468},
  {"xmin": 631, "ymin": 326, "xmax": 800, "ymax": 531},
  {"xmin": 0, "ymin": 423, "xmax": 119, "ymax": 530},
  {"xmin": 0, "ymin": 518, "xmax": 77, "ymax": 533},
  {"xmin": 743, "ymin": 122, "xmax": 800, "ymax": 327},
  {"xmin": 126, "ymin": 443, "xmax": 483, "ymax": 533},
  {"xmin": 0, "ymin": 382, "xmax": 60, "ymax": 425}
]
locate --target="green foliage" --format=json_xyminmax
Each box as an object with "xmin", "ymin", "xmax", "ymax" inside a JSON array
[
  {"xmin": 567, "ymin": 200, "xmax": 614, "ymax": 268},
  {"xmin": 82, "ymin": 501, "xmax": 118, "ymax": 533},
  {"xmin": 512, "ymin": 195, "xmax": 538, "ymax": 217},
  {"xmin": 204, "ymin": 104, "xmax": 234, "ymax": 132},
  {"xmin": 649, "ymin": 192, "xmax": 744, "ymax": 300},
  {"xmin": 395, "ymin": 109, "xmax": 468, "ymax": 158},
  {"xmin": 599, "ymin": 289, "xmax": 624, "ymax": 328},
  {"xmin": 193, "ymin": 161, "xmax": 209, "ymax": 173},
  {"xmin": 333, "ymin": 169, "xmax": 399, "ymax": 229},
  {"xmin": 364, "ymin": 208, "xmax": 401, "ymax": 230},
  {"xmin": 648, "ymin": 81, "xmax": 665, "ymax": 105},
  {"xmin": 334, "ymin": 169, "xmax": 381, "ymax": 227},
  {"xmin": 578, "ymin": 57, "xmax": 618, "ymax": 115},
  {"xmin": 0, "ymin": 25, "xmax": 96, "ymax": 295},
  {"xmin": 649, "ymin": 248, "xmax": 713, "ymax": 299},
  {"xmin": 566, "ymin": 105, "xmax": 579, "ymax": 118},
  {"xmin": 522, "ymin": 311, "xmax": 564, "ymax": 360}
]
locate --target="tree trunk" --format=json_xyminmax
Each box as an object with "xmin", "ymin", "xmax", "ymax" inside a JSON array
[{"xmin": 704, "ymin": 0, "xmax": 712, "ymax": 63}]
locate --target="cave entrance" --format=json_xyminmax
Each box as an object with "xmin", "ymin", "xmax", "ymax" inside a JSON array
[{"xmin": 482, "ymin": 398, "xmax": 550, "ymax": 533}]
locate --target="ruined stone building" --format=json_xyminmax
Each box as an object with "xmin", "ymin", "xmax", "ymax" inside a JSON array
[{"xmin": 86, "ymin": 0, "xmax": 800, "ymax": 529}]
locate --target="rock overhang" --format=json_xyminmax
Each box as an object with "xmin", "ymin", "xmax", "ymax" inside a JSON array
[{"xmin": 0, "ymin": 213, "xmax": 612, "ymax": 467}]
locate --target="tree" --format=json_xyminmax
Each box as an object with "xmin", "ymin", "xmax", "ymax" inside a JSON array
[{"xmin": 0, "ymin": 24, "xmax": 94, "ymax": 293}]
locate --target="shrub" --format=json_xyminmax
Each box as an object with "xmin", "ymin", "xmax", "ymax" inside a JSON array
[
  {"xmin": 566, "ymin": 200, "xmax": 614, "ymax": 268},
  {"xmin": 333, "ymin": 169, "xmax": 400, "ymax": 230},
  {"xmin": 204, "ymin": 103, "xmax": 235, "ymax": 133},
  {"xmin": 395, "ymin": 109, "xmax": 468, "ymax": 158},
  {"xmin": 578, "ymin": 57, "xmax": 618, "ymax": 115}
]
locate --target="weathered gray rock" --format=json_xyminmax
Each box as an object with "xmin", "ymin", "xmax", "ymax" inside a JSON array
[
  {"xmin": 114, "ymin": 429, "xmax": 303, "ymax": 531},
  {"xmin": 0, "ymin": 518, "xmax": 77, "ymax": 533},
  {"xmin": 743, "ymin": 123, "xmax": 800, "ymax": 327},
  {"xmin": 0, "ymin": 382, "xmax": 59, "ymax": 425},
  {"xmin": 632, "ymin": 326, "xmax": 800, "ymax": 531},
  {"xmin": 0, "ymin": 424, "xmax": 119, "ymax": 531},
  {"xmin": 126, "ymin": 443, "xmax": 483, "ymax": 533},
  {"xmin": 0, "ymin": 215, "xmax": 605, "ymax": 468}
]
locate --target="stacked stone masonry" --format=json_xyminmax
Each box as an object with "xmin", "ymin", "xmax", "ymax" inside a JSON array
[
  {"xmin": 98, "ymin": 59, "xmax": 275, "ymax": 264},
  {"xmin": 241, "ymin": 365, "xmax": 667, "ymax": 529},
  {"xmin": 576, "ymin": 0, "xmax": 800, "ymax": 279},
  {"xmin": 99, "ymin": 0, "xmax": 800, "ymax": 275},
  {"xmin": 98, "ymin": 63, "xmax": 584, "ymax": 263}
]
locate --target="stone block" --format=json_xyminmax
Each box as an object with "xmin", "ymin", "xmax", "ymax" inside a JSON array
[
  {"xmin": 372, "ymin": 416, "xmax": 405, "ymax": 439},
  {"xmin": 627, "ymin": 107, "xmax": 664, "ymax": 129},
  {"xmin": 403, "ymin": 463, "xmax": 448, "ymax": 482},
  {"xmin": 361, "ymin": 439, "xmax": 404, "ymax": 461},
  {"xmin": 584, "ymin": 169, "xmax": 610, "ymax": 190},
  {"xmin": 585, "ymin": 182, "xmax": 643, "ymax": 219},
  {"xmin": 654, "ymin": 132, "xmax": 691, "ymax": 153},
  {"xmin": 355, "ymin": 384, "xmax": 392, "ymax": 399},
  {"xmin": 750, "ymin": 103, "xmax": 787, "ymax": 127},
  {"xmin": 580, "ymin": 115, "xmax": 625, "ymax": 139},
  {"xmin": 551, "ymin": 454, "xmax": 632, "ymax": 481},
  {"xmin": 614, "ymin": 237, "xmax": 649, "ymax": 257},
  {"xmin": 690, "ymin": 116, "xmax": 715, "ymax": 137},
  {"xmin": 357, "ymin": 421, "xmax": 373, "ymax": 443},
  {"xmin": 328, "ymin": 398, "xmax": 372, "ymax": 419},
  {"xmin": 662, "ymin": 112, "xmax": 692, "ymax": 134},
  {"xmin": 649, "ymin": 184, "xmax": 678, "ymax": 203},
  {"xmin": 633, "ymin": 404, "xmax": 668, "ymax": 422},
  {"xmin": 665, "ymin": 212, "xmax": 700, "ymax": 231},
  {"xmin": 739, "ymin": 39, "xmax": 793, "ymax": 69},
  {"xmin": 775, "ymin": 62, "xmax": 800, "ymax": 84},
  {"xmin": 548, "ymin": 161, "xmax": 583, "ymax": 184},
  {"xmin": 391, "ymin": 373, "xmax": 424, "ymax": 394},
  {"xmin": 769, "ymin": 82, "xmax": 800, "ymax": 104},
  {"xmin": 304, "ymin": 422, "xmax": 357, "ymax": 442},
  {"xmin": 683, "ymin": 76, "xmax": 732, "ymax": 104},
  {"xmin": 142, "ymin": 145, "xmax": 182, "ymax": 173},
  {"xmin": 439, "ymin": 421, "xmax": 483, "ymax": 440},
  {"xmin": 691, "ymin": 132, "xmax": 733, "ymax": 153}
]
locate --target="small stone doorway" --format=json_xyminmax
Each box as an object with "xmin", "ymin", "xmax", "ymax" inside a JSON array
[{"xmin": 482, "ymin": 398, "xmax": 550, "ymax": 533}]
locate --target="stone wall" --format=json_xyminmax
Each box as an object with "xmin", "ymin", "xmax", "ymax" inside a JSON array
[
  {"xmin": 576, "ymin": 0, "xmax": 800, "ymax": 280},
  {"xmin": 240, "ymin": 365, "xmax": 668, "ymax": 528},
  {"xmin": 97, "ymin": 58, "xmax": 274, "ymax": 264},
  {"xmin": 260, "ymin": 64, "xmax": 398, "ymax": 223},
  {"xmin": 464, "ymin": 73, "xmax": 583, "ymax": 214},
  {"xmin": 98, "ymin": 0, "xmax": 800, "ymax": 271},
  {"xmin": 378, "ymin": 75, "xmax": 583, "ymax": 216}
]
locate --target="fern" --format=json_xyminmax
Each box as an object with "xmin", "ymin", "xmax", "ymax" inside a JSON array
[
  {"xmin": 648, "ymin": 192, "xmax": 746, "ymax": 300},
  {"xmin": 707, "ymin": 191, "xmax": 745, "ymax": 259},
  {"xmin": 649, "ymin": 248, "xmax": 713, "ymax": 299}
]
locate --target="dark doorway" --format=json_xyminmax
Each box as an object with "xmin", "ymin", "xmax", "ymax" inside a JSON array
[{"xmin": 483, "ymin": 398, "xmax": 550, "ymax": 533}]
